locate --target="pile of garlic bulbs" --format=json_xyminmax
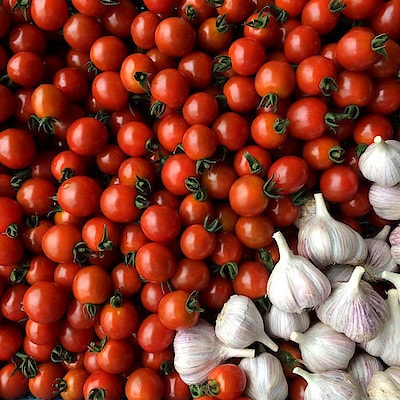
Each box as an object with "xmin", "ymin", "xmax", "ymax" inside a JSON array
[{"xmin": 173, "ymin": 190, "xmax": 400, "ymax": 399}]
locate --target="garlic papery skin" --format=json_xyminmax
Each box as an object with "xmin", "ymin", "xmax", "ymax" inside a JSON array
[
  {"xmin": 238, "ymin": 352, "xmax": 288, "ymax": 400},
  {"xmin": 359, "ymin": 289, "xmax": 400, "ymax": 366},
  {"xmin": 389, "ymin": 225, "xmax": 400, "ymax": 265},
  {"xmin": 367, "ymin": 366, "xmax": 400, "ymax": 400},
  {"xmin": 347, "ymin": 352, "xmax": 384, "ymax": 398},
  {"xmin": 215, "ymin": 294, "xmax": 278, "ymax": 352},
  {"xmin": 266, "ymin": 230, "xmax": 331, "ymax": 314},
  {"xmin": 290, "ymin": 321, "xmax": 356, "ymax": 373},
  {"xmin": 315, "ymin": 266, "xmax": 389, "ymax": 342},
  {"xmin": 294, "ymin": 194, "xmax": 316, "ymax": 229},
  {"xmin": 263, "ymin": 304, "xmax": 310, "ymax": 341},
  {"xmin": 297, "ymin": 192, "xmax": 368, "ymax": 269},
  {"xmin": 293, "ymin": 367, "xmax": 362, "ymax": 400},
  {"xmin": 358, "ymin": 136, "xmax": 400, "ymax": 187},
  {"xmin": 368, "ymin": 182, "xmax": 400, "ymax": 221},
  {"xmin": 173, "ymin": 319, "xmax": 255, "ymax": 385},
  {"xmin": 364, "ymin": 225, "xmax": 398, "ymax": 281},
  {"xmin": 324, "ymin": 264, "xmax": 355, "ymax": 283}
]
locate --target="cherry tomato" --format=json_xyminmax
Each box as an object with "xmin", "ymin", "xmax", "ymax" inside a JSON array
[{"xmin": 125, "ymin": 367, "xmax": 164, "ymax": 400}]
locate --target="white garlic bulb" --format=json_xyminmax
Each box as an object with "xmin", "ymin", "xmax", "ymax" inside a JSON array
[
  {"xmin": 290, "ymin": 321, "xmax": 356, "ymax": 373},
  {"xmin": 266, "ymin": 230, "xmax": 331, "ymax": 314},
  {"xmin": 315, "ymin": 266, "xmax": 389, "ymax": 342},
  {"xmin": 215, "ymin": 294, "xmax": 278, "ymax": 352},
  {"xmin": 293, "ymin": 367, "xmax": 362, "ymax": 400},
  {"xmin": 173, "ymin": 319, "xmax": 255, "ymax": 385},
  {"xmin": 367, "ymin": 366, "xmax": 400, "ymax": 400},
  {"xmin": 368, "ymin": 182, "xmax": 400, "ymax": 221},
  {"xmin": 364, "ymin": 225, "xmax": 398, "ymax": 281},
  {"xmin": 263, "ymin": 304, "xmax": 310, "ymax": 341},
  {"xmin": 297, "ymin": 192, "xmax": 368, "ymax": 269},
  {"xmin": 238, "ymin": 352, "xmax": 288, "ymax": 400},
  {"xmin": 360, "ymin": 289, "xmax": 400, "ymax": 366},
  {"xmin": 347, "ymin": 352, "xmax": 384, "ymax": 399},
  {"xmin": 358, "ymin": 136, "xmax": 400, "ymax": 187},
  {"xmin": 324, "ymin": 264, "xmax": 355, "ymax": 283},
  {"xmin": 389, "ymin": 225, "xmax": 400, "ymax": 265}
]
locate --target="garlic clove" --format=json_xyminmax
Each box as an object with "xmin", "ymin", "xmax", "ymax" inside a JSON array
[
  {"xmin": 358, "ymin": 136, "xmax": 400, "ymax": 187},
  {"xmin": 367, "ymin": 366, "xmax": 400, "ymax": 400},
  {"xmin": 297, "ymin": 192, "xmax": 368, "ymax": 269},
  {"xmin": 294, "ymin": 194, "xmax": 316, "ymax": 229},
  {"xmin": 215, "ymin": 294, "xmax": 278, "ymax": 352},
  {"xmin": 368, "ymin": 182, "xmax": 400, "ymax": 221},
  {"xmin": 238, "ymin": 352, "xmax": 288, "ymax": 400},
  {"xmin": 293, "ymin": 367, "xmax": 362, "ymax": 400},
  {"xmin": 173, "ymin": 319, "xmax": 255, "ymax": 385},
  {"xmin": 263, "ymin": 304, "xmax": 310, "ymax": 341},
  {"xmin": 267, "ymin": 230, "xmax": 331, "ymax": 314},
  {"xmin": 290, "ymin": 321, "xmax": 356, "ymax": 373},
  {"xmin": 363, "ymin": 225, "xmax": 398, "ymax": 281},
  {"xmin": 359, "ymin": 289, "xmax": 400, "ymax": 366},
  {"xmin": 347, "ymin": 351, "xmax": 384, "ymax": 399},
  {"xmin": 315, "ymin": 266, "xmax": 389, "ymax": 342}
]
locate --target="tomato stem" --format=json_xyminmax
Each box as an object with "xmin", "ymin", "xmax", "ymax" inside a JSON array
[
  {"xmin": 328, "ymin": 0, "xmax": 346, "ymax": 13},
  {"xmin": 324, "ymin": 104, "xmax": 360, "ymax": 128},
  {"xmin": 184, "ymin": 5, "xmax": 198, "ymax": 21},
  {"xmin": 185, "ymin": 176, "xmax": 208, "ymax": 201},
  {"xmin": 263, "ymin": 175, "xmax": 283, "ymax": 199},
  {"xmin": 94, "ymin": 110, "xmax": 111, "ymax": 126},
  {"xmin": 88, "ymin": 388, "xmax": 106, "ymax": 400},
  {"xmin": 10, "ymin": 169, "xmax": 31, "ymax": 190},
  {"xmin": 258, "ymin": 93, "xmax": 279, "ymax": 113},
  {"xmin": 97, "ymin": 224, "xmax": 114, "ymax": 257},
  {"xmin": 149, "ymin": 100, "xmax": 166, "ymax": 118},
  {"xmin": 215, "ymin": 14, "xmax": 229, "ymax": 33},
  {"xmin": 212, "ymin": 55, "xmax": 232, "ymax": 74},
  {"xmin": 82, "ymin": 303, "xmax": 99, "ymax": 321},
  {"xmin": 28, "ymin": 114, "xmax": 59, "ymax": 135},
  {"xmin": 205, "ymin": 379, "xmax": 221, "ymax": 396},
  {"xmin": 291, "ymin": 187, "xmax": 310, "ymax": 206},
  {"xmin": 160, "ymin": 359, "xmax": 173, "ymax": 376},
  {"xmin": 245, "ymin": 8, "xmax": 271, "ymax": 29},
  {"xmin": 258, "ymin": 248, "xmax": 275, "ymax": 272},
  {"xmin": 9, "ymin": 264, "xmax": 28, "ymax": 284},
  {"xmin": 277, "ymin": 348, "xmax": 302, "ymax": 371},
  {"xmin": 109, "ymin": 290, "xmax": 123, "ymax": 308},
  {"xmin": 12, "ymin": 0, "xmax": 30, "ymax": 21},
  {"xmin": 220, "ymin": 261, "xmax": 239, "ymax": 280},
  {"xmin": 88, "ymin": 336, "xmax": 107, "ymax": 353},
  {"xmin": 319, "ymin": 76, "xmax": 338, "ymax": 96},
  {"xmin": 185, "ymin": 290, "xmax": 205, "ymax": 314},
  {"xmin": 273, "ymin": 117, "xmax": 290, "ymax": 135},
  {"xmin": 265, "ymin": 3, "xmax": 288, "ymax": 24},
  {"xmin": 134, "ymin": 71, "xmax": 151, "ymax": 92},
  {"xmin": 203, "ymin": 214, "xmax": 222, "ymax": 233},
  {"xmin": 371, "ymin": 33, "xmax": 389, "ymax": 59},
  {"xmin": 328, "ymin": 145, "xmax": 345, "ymax": 164},
  {"xmin": 5, "ymin": 223, "xmax": 19, "ymax": 238},
  {"xmin": 124, "ymin": 251, "xmax": 136, "ymax": 266},
  {"xmin": 52, "ymin": 378, "xmax": 67, "ymax": 394},
  {"xmin": 73, "ymin": 241, "xmax": 91, "ymax": 264},
  {"xmin": 253, "ymin": 295, "xmax": 273, "ymax": 313},
  {"xmin": 12, "ymin": 351, "xmax": 38, "ymax": 379},
  {"xmin": 243, "ymin": 150, "xmax": 264, "ymax": 175}
]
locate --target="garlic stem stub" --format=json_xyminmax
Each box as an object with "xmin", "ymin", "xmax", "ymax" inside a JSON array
[
  {"xmin": 215, "ymin": 294, "xmax": 278, "ymax": 352},
  {"xmin": 267, "ymin": 230, "xmax": 331, "ymax": 314},
  {"xmin": 367, "ymin": 366, "xmax": 400, "ymax": 400},
  {"xmin": 315, "ymin": 266, "xmax": 389, "ymax": 342},
  {"xmin": 297, "ymin": 192, "xmax": 368, "ymax": 269}
]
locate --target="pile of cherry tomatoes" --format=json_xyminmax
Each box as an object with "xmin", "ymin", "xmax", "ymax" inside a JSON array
[{"xmin": 0, "ymin": 0, "xmax": 399, "ymax": 399}]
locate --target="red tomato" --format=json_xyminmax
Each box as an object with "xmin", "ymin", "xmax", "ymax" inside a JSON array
[
  {"xmin": 125, "ymin": 367, "xmax": 164, "ymax": 400},
  {"xmin": 319, "ymin": 164, "xmax": 360, "ymax": 203}
]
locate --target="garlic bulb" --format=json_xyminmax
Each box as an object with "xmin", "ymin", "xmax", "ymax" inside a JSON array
[
  {"xmin": 266, "ymin": 230, "xmax": 331, "ymax": 314},
  {"xmin": 294, "ymin": 194, "xmax": 316, "ymax": 229},
  {"xmin": 363, "ymin": 225, "xmax": 398, "ymax": 281},
  {"xmin": 263, "ymin": 304, "xmax": 310, "ymax": 341},
  {"xmin": 290, "ymin": 322, "xmax": 356, "ymax": 373},
  {"xmin": 389, "ymin": 225, "xmax": 400, "ymax": 265},
  {"xmin": 360, "ymin": 289, "xmax": 400, "ymax": 366},
  {"xmin": 215, "ymin": 294, "xmax": 278, "ymax": 352},
  {"xmin": 238, "ymin": 352, "xmax": 288, "ymax": 400},
  {"xmin": 293, "ymin": 367, "xmax": 362, "ymax": 400},
  {"xmin": 368, "ymin": 182, "xmax": 400, "ymax": 221},
  {"xmin": 347, "ymin": 352, "xmax": 384, "ymax": 399},
  {"xmin": 324, "ymin": 264, "xmax": 355, "ymax": 283},
  {"xmin": 315, "ymin": 266, "xmax": 389, "ymax": 342},
  {"xmin": 173, "ymin": 319, "xmax": 255, "ymax": 385},
  {"xmin": 358, "ymin": 136, "xmax": 400, "ymax": 187},
  {"xmin": 367, "ymin": 366, "xmax": 400, "ymax": 400},
  {"xmin": 297, "ymin": 192, "xmax": 368, "ymax": 269}
]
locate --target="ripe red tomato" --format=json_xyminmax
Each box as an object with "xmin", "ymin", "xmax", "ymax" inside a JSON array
[{"xmin": 125, "ymin": 367, "xmax": 164, "ymax": 400}]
